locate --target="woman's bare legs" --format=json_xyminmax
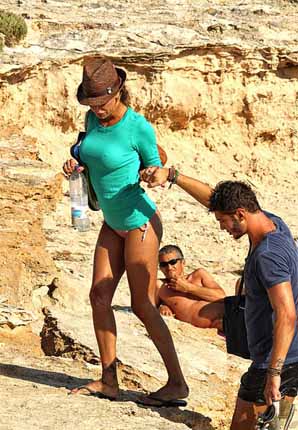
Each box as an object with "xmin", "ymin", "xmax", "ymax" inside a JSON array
[
  {"xmin": 71, "ymin": 222, "xmax": 125, "ymax": 397},
  {"xmin": 71, "ymin": 214, "xmax": 188, "ymax": 400},
  {"xmin": 125, "ymin": 213, "xmax": 189, "ymax": 401}
]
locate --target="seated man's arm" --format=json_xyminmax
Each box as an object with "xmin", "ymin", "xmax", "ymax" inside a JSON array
[
  {"xmin": 168, "ymin": 269, "xmax": 225, "ymax": 302},
  {"xmin": 156, "ymin": 279, "xmax": 175, "ymax": 317},
  {"xmin": 191, "ymin": 269, "xmax": 226, "ymax": 301},
  {"xmin": 199, "ymin": 269, "xmax": 226, "ymax": 300}
]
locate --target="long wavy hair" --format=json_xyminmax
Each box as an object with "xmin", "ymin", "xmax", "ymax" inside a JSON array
[{"xmin": 119, "ymin": 85, "xmax": 130, "ymax": 106}]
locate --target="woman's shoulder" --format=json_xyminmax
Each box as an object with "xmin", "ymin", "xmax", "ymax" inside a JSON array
[
  {"xmin": 128, "ymin": 108, "xmax": 150, "ymax": 124},
  {"xmin": 128, "ymin": 108, "xmax": 155, "ymax": 133}
]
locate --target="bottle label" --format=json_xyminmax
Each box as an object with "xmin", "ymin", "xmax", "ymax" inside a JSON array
[{"xmin": 71, "ymin": 207, "xmax": 88, "ymax": 219}]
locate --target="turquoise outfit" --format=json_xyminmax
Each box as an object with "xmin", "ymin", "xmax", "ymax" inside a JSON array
[{"xmin": 79, "ymin": 107, "xmax": 162, "ymax": 230}]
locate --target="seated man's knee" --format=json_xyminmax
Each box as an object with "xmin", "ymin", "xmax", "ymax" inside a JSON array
[{"xmin": 191, "ymin": 314, "xmax": 212, "ymax": 328}]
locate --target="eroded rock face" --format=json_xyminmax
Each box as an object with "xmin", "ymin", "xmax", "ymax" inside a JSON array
[
  {"xmin": 1, "ymin": 2, "xmax": 298, "ymax": 429},
  {"xmin": 1, "ymin": 43, "xmax": 298, "ymax": 308},
  {"xmin": 0, "ymin": 131, "xmax": 63, "ymax": 307},
  {"xmin": 41, "ymin": 307, "xmax": 100, "ymax": 364},
  {"xmin": 0, "ymin": 296, "xmax": 35, "ymax": 328}
]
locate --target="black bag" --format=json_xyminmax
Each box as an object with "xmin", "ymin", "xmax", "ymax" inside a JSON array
[
  {"xmin": 223, "ymin": 275, "xmax": 251, "ymax": 359},
  {"xmin": 70, "ymin": 131, "xmax": 100, "ymax": 212}
]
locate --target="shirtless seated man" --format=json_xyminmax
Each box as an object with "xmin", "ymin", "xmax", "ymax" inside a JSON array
[{"xmin": 156, "ymin": 245, "xmax": 226, "ymax": 330}]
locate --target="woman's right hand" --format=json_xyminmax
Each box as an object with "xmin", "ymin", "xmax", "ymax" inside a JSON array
[{"xmin": 62, "ymin": 159, "xmax": 84, "ymax": 178}]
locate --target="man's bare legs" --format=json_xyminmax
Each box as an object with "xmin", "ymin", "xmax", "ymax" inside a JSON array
[
  {"xmin": 125, "ymin": 213, "xmax": 188, "ymax": 401},
  {"xmin": 230, "ymin": 397, "xmax": 268, "ymax": 430},
  {"xmin": 230, "ymin": 395, "xmax": 296, "ymax": 429},
  {"xmin": 71, "ymin": 222, "xmax": 125, "ymax": 397},
  {"xmin": 190, "ymin": 299, "xmax": 225, "ymax": 330}
]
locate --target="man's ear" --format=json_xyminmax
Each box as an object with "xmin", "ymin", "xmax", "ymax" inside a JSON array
[{"xmin": 235, "ymin": 208, "xmax": 247, "ymax": 222}]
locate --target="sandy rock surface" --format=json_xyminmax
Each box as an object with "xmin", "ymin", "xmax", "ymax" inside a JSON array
[{"xmin": 1, "ymin": 1, "xmax": 298, "ymax": 429}]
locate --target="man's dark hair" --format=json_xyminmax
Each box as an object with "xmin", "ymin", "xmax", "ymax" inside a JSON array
[
  {"xmin": 159, "ymin": 245, "xmax": 184, "ymax": 259},
  {"xmin": 209, "ymin": 181, "xmax": 261, "ymax": 213}
]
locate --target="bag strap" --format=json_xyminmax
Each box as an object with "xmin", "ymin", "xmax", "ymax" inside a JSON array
[
  {"xmin": 70, "ymin": 131, "xmax": 86, "ymax": 164},
  {"xmin": 84, "ymin": 109, "xmax": 92, "ymax": 131},
  {"xmin": 237, "ymin": 275, "xmax": 245, "ymax": 297},
  {"xmin": 237, "ymin": 241, "xmax": 252, "ymax": 297},
  {"xmin": 70, "ymin": 110, "xmax": 91, "ymax": 162}
]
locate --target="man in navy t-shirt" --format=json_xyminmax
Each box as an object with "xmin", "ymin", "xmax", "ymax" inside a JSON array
[
  {"xmin": 244, "ymin": 210, "xmax": 298, "ymax": 368},
  {"xmin": 208, "ymin": 182, "xmax": 298, "ymax": 430},
  {"xmin": 144, "ymin": 168, "xmax": 298, "ymax": 430}
]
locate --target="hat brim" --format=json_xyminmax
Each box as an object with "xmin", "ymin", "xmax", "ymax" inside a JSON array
[{"xmin": 77, "ymin": 67, "xmax": 127, "ymax": 106}]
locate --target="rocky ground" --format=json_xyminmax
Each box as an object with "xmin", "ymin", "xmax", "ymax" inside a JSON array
[{"xmin": 1, "ymin": 1, "xmax": 298, "ymax": 429}]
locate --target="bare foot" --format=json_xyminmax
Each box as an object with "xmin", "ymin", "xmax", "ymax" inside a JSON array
[
  {"xmin": 69, "ymin": 380, "xmax": 119, "ymax": 399},
  {"xmin": 147, "ymin": 381, "xmax": 189, "ymax": 402}
]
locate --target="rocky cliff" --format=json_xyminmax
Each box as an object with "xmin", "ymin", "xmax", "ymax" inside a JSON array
[{"xmin": 0, "ymin": 1, "xmax": 298, "ymax": 429}]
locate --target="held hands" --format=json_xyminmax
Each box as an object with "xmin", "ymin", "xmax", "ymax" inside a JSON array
[
  {"xmin": 140, "ymin": 166, "xmax": 169, "ymax": 188},
  {"xmin": 62, "ymin": 159, "xmax": 84, "ymax": 178}
]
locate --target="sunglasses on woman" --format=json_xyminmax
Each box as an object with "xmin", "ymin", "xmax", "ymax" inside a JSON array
[{"xmin": 159, "ymin": 258, "xmax": 183, "ymax": 268}]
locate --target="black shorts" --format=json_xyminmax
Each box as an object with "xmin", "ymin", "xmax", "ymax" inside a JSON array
[{"xmin": 238, "ymin": 362, "xmax": 298, "ymax": 404}]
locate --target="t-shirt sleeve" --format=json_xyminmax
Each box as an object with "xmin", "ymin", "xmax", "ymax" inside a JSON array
[
  {"xmin": 256, "ymin": 249, "xmax": 291, "ymax": 289},
  {"xmin": 135, "ymin": 118, "xmax": 162, "ymax": 167}
]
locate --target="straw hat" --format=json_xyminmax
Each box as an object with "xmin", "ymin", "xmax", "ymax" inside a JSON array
[{"xmin": 77, "ymin": 58, "xmax": 126, "ymax": 106}]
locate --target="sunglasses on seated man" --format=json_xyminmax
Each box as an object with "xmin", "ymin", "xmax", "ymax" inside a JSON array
[{"xmin": 159, "ymin": 258, "xmax": 183, "ymax": 268}]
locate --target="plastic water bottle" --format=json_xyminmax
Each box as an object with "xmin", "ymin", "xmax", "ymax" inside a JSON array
[{"xmin": 69, "ymin": 168, "xmax": 90, "ymax": 232}]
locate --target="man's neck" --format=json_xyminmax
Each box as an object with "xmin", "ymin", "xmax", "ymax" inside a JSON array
[{"xmin": 247, "ymin": 211, "xmax": 276, "ymax": 249}]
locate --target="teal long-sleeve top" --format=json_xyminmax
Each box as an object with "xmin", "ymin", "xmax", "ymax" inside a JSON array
[{"xmin": 79, "ymin": 107, "xmax": 162, "ymax": 230}]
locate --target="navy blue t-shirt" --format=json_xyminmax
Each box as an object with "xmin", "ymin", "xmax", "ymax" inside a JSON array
[{"xmin": 244, "ymin": 211, "xmax": 298, "ymax": 368}]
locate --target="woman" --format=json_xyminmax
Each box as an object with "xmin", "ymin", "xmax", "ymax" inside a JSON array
[{"xmin": 63, "ymin": 58, "xmax": 188, "ymax": 407}]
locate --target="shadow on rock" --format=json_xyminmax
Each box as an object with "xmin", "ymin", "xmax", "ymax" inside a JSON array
[
  {"xmin": 0, "ymin": 362, "xmax": 91, "ymax": 389},
  {"xmin": 1, "ymin": 363, "xmax": 215, "ymax": 429},
  {"xmin": 134, "ymin": 403, "xmax": 214, "ymax": 429},
  {"xmin": 120, "ymin": 388, "xmax": 215, "ymax": 429}
]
